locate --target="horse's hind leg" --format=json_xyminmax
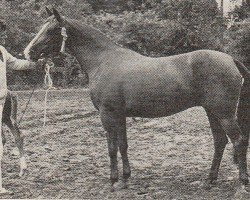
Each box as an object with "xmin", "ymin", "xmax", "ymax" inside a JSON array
[
  {"xmin": 100, "ymin": 109, "xmax": 126, "ymax": 191},
  {"xmin": 235, "ymin": 82, "xmax": 250, "ymax": 165},
  {"xmin": 219, "ymin": 117, "xmax": 249, "ymax": 185},
  {"xmin": 206, "ymin": 110, "xmax": 228, "ymax": 184}
]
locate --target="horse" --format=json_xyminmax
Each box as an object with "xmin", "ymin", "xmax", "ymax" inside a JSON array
[
  {"xmin": 24, "ymin": 8, "xmax": 250, "ymax": 191},
  {"xmin": 2, "ymin": 91, "xmax": 27, "ymax": 177}
]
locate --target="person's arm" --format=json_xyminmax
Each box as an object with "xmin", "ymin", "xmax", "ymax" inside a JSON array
[{"xmin": 6, "ymin": 51, "xmax": 36, "ymax": 70}]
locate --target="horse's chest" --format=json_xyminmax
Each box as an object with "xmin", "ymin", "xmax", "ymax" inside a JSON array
[{"xmin": 89, "ymin": 83, "xmax": 123, "ymax": 111}]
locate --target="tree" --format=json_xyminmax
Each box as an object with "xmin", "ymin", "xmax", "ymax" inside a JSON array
[
  {"xmin": 1, "ymin": 0, "xmax": 226, "ymax": 89},
  {"xmin": 229, "ymin": 0, "xmax": 250, "ymax": 19},
  {"xmin": 225, "ymin": 1, "xmax": 250, "ymax": 69}
]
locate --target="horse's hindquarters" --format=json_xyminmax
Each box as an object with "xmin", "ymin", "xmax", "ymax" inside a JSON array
[{"xmin": 199, "ymin": 72, "xmax": 242, "ymax": 119}]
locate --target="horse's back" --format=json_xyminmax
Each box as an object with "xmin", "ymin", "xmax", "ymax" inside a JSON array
[{"xmin": 93, "ymin": 50, "xmax": 195, "ymax": 117}]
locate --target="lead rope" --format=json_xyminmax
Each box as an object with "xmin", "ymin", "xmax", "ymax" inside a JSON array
[{"xmin": 43, "ymin": 61, "xmax": 55, "ymax": 127}]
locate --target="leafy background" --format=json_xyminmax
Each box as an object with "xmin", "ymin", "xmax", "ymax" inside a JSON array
[{"xmin": 0, "ymin": 0, "xmax": 249, "ymax": 89}]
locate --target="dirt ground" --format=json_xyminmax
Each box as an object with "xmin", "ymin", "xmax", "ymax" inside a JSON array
[{"xmin": 1, "ymin": 89, "xmax": 249, "ymax": 199}]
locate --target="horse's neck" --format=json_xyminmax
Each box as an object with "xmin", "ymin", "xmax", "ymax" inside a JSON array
[
  {"xmin": 66, "ymin": 22, "xmax": 123, "ymax": 72},
  {"xmin": 68, "ymin": 36, "xmax": 123, "ymax": 74},
  {"xmin": 66, "ymin": 24, "xmax": 141, "ymax": 79}
]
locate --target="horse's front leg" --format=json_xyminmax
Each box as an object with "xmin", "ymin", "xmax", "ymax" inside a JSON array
[
  {"xmin": 205, "ymin": 110, "xmax": 228, "ymax": 187},
  {"xmin": 118, "ymin": 123, "xmax": 130, "ymax": 189},
  {"xmin": 100, "ymin": 108, "xmax": 128, "ymax": 191}
]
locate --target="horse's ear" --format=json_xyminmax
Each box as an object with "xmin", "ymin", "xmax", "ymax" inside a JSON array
[
  {"xmin": 45, "ymin": 7, "xmax": 53, "ymax": 16},
  {"xmin": 52, "ymin": 8, "xmax": 63, "ymax": 24}
]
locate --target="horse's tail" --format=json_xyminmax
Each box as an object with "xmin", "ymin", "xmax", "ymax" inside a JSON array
[
  {"xmin": 234, "ymin": 59, "xmax": 250, "ymax": 138},
  {"xmin": 234, "ymin": 59, "xmax": 250, "ymax": 79}
]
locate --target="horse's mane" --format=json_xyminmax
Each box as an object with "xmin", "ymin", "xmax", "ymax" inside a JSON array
[{"xmin": 65, "ymin": 18, "xmax": 115, "ymax": 46}]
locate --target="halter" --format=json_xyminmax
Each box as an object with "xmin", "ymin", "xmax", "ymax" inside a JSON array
[
  {"xmin": 60, "ymin": 27, "xmax": 68, "ymax": 54},
  {"xmin": 43, "ymin": 26, "xmax": 68, "ymax": 127}
]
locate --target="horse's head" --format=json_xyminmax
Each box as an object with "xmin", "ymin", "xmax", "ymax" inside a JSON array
[{"xmin": 24, "ymin": 8, "xmax": 66, "ymax": 61}]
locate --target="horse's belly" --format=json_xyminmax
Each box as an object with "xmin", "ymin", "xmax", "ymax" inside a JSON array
[
  {"xmin": 125, "ymin": 93, "xmax": 194, "ymax": 118},
  {"xmin": 126, "ymin": 105, "xmax": 188, "ymax": 118}
]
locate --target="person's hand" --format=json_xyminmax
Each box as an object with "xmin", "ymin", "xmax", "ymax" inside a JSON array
[
  {"xmin": 37, "ymin": 58, "xmax": 47, "ymax": 67},
  {"xmin": 46, "ymin": 58, "xmax": 54, "ymax": 67},
  {"xmin": 33, "ymin": 58, "xmax": 47, "ymax": 72}
]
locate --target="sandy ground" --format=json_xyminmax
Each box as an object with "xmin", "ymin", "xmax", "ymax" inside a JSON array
[{"xmin": 0, "ymin": 89, "xmax": 249, "ymax": 199}]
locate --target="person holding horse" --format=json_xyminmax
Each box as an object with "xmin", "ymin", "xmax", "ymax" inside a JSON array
[{"xmin": 0, "ymin": 19, "xmax": 44, "ymax": 194}]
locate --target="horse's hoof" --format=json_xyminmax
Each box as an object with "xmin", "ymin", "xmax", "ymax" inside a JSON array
[
  {"xmin": 234, "ymin": 184, "xmax": 250, "ymax": 199},
  {"xmin": 110, "ymin": 186, "xmax": 115, "ymax": 192},
  {"xmin": 121, "ymin": 180, "xmax": 128, "ymax": 189},
  {"xmin": 199, "ymin": 180, "xmax": 215, "ymax": 190},
  {"xmin": 19, "ymin": 157, "xmax": 27, "ymax": 177},
  {"xmin": 110, "ymin": 182, "xmax": 119, "ymax": 192},
  {"xmin": 110, "ymin": 181, "xmax": 127, "ymax": 192}
]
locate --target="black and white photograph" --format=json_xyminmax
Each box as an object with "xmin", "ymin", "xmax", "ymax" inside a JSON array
[{"xmin": 0, "ymin": 0, "xmax": 249, "ymax": 199}]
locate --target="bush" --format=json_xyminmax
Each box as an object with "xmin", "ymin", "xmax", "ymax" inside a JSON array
[
  {"xmin": 2, "ymin": 0, "xmax": 226, "ymax": 89},
  {"xmin": 224, "ymin": 1, "xmax": 250, "ymax": 68},
  {"xmin": 224, "ymin": 21, "xmax": 250, "ymax": 68},
  {"xmin": 85, "ymin": 1, "xmax": 224, "ymax": 57}
]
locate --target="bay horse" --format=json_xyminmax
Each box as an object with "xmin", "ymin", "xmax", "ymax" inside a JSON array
[{"xmin": 24, "ymin": 8, "xmax": 250, "ymax": 190}]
